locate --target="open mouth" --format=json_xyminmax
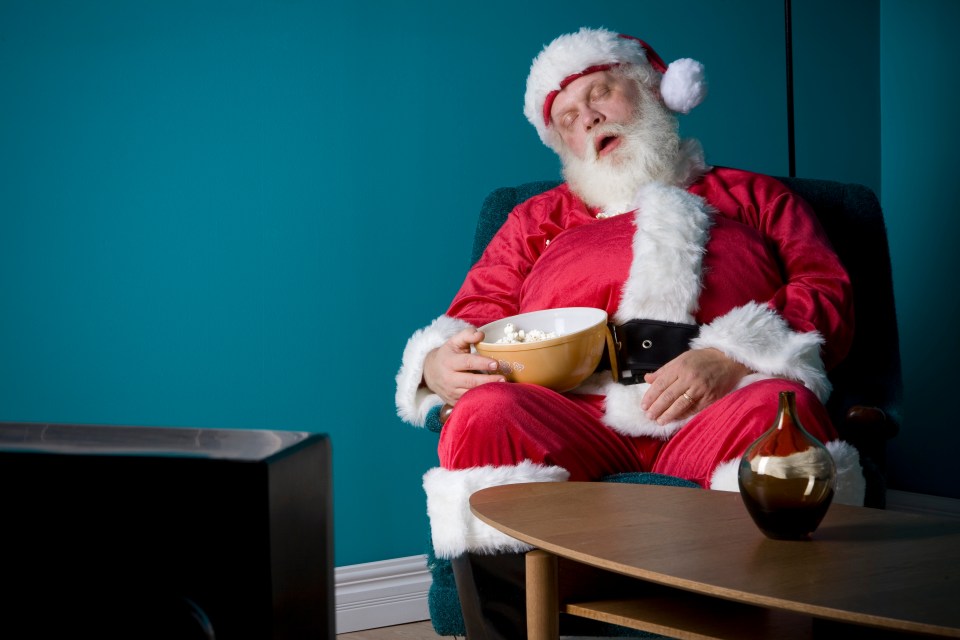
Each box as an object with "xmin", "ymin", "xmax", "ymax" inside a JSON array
[{"xmin": 595, "ymin": 134, "xmax": 621, "ymax": 157}]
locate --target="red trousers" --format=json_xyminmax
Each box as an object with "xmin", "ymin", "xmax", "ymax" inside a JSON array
[{"xmin": 438, "ymin": 378, "xmax": 837, "ymax": 488}]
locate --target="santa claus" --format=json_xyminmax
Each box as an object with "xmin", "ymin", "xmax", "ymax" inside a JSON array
[{"xmin": 395, "ymin": 27, "xmax": 865, "ymax": 639}]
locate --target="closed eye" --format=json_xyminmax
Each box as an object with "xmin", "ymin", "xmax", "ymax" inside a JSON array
[
  {"xmin": 590, "ymin": 86, "xmax": 610, "ymax": 101},
  {"xmin": 560, "ymin": 112, "xmax": 578, "ymax": 130}
]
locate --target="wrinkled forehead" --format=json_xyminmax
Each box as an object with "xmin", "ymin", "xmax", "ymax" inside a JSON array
[
  {"xmin": 548, "ymin": 70, "xmax": 611, "ymax": 121},
  {"xmin": 542, "ymin": 64, "xmax": 620, "ymax": 128}
]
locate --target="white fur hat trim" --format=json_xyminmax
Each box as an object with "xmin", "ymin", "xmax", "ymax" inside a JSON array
[{"xmin": 524, "ymin": 27, "xmax": 707, "ymax": 148}]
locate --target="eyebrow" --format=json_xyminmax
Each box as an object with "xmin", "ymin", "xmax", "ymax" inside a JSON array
[{"xmin": 553, "ymin": 78, "xmax": 604, "ymax": 120}]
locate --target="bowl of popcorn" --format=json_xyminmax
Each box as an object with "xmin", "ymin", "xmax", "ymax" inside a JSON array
[{"xmin": 475, "ymin": 307, "xmax": 611, "ymax": 392}]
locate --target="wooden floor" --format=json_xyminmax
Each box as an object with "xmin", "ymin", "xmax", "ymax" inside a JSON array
[
  {"xmin": 336, "ymin": 621, "xmax": 620, "ymax": 639},
  {"xmin": 337, "ymin": 621, "xmax": 444, "ymax": 639}
]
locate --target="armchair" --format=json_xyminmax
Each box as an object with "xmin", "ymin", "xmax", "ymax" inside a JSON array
[{"xmin": 422, "ymin": 176, "xmax": 902, "ymax": 636}]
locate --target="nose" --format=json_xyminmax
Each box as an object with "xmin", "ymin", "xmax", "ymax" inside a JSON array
[{"xmin": 582, "ymin": 107, "xmax": 603, "ymax": 130}]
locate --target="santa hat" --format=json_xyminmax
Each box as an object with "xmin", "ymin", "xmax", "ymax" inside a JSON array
[{"xmin": 524, "ymin": 27, "xmax": 707, "ymax": 150}]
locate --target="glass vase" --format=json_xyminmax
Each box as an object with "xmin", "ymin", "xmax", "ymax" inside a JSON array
[{"xmin": 738, "ymin": 390, "xmax": 837, "ymax": 540}]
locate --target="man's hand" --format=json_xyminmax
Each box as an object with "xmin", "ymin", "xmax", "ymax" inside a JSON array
[
  {"xmin": 641, "ymin": 348, "xmax": 751, "ymax": 424},
  {"xmin": 423, "ymin": 328, "xmax": 505, "ymax": 406}
]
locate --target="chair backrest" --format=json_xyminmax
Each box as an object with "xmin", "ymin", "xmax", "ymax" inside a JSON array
[{"xmin": 472, "ymin": 177, "xmax": 903, "ymax": 440}]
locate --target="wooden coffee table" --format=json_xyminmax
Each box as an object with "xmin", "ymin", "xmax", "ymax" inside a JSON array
[{"xmin": 470, "ymin": 482, "xmax": 960, "ymax": 639}]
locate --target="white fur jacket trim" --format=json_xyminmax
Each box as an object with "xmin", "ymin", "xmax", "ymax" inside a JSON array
[
  {"xmin": 601, "ymin": 182, "xmax": 710, "ymax": 438},
  {"xmin": 707, "ymin": 439, "xmax": 867, "ymax": 506},
  {"xmin": 613, "ymin": 182, "xmax": 712, "ymax": 324},
  {"xmin": 423, "ymin": 461, "xmax": 570, "ymax": 558},
  {"xmin": 690, "ymin": 301, "xmax": 831, "ymax": 402},
  {"xmin": 395, "ymin": 314, "xmax": 474, "ymax": 426}
]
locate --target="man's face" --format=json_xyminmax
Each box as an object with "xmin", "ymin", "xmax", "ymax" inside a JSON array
[
  {"xmin": 549, "ymin": 66, "xmax": 684, "ymax": 212},
  {"xmin": 549, "ymin": 70, "xmax": 642, "ymax": 160}
]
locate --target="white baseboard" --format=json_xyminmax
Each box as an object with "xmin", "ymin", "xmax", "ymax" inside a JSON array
[
  {"xmin": 332, "ymin": 491, "xmax": 960, "ymax": 634},
  {"xmin": 334, "ymin": 554, "xmax": 431, "ymax": 634}
]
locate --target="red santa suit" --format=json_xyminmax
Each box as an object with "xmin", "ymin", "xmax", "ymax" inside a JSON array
[
  {"xmin": 395, "ymin": 165, "xmax": 866, "ymax": 559},
  {"xmin": 395, "ymin": 28, "xmax": 865, "ymax": 560}
]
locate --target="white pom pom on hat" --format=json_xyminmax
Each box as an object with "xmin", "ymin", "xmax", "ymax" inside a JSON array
[
  {"xmin": 660, "ymin": 57, "xmax": 707, "ymax": 114},
  {"xmin": 523, "ymin": 27, "xmax": 707, "ymax": 149}
]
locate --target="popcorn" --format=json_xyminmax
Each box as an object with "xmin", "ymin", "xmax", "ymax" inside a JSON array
[{"xmin": 495, "ymin": 322, "xmax": 558, "ymax": 344}]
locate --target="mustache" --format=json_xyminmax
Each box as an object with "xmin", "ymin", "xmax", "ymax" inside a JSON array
[{"xmin": 590, "ymin": 123, "xmax": 630, "ymax": 160}]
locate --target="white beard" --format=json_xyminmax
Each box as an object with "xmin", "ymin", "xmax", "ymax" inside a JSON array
[{"xmin": 560, "ymin": 91, "xmax": 704, "ymax": 216}]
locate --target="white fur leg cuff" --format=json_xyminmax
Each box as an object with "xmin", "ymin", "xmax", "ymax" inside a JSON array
[
  {"xmin": 709, "ymin": 439, "xmax": 866, "ymax": 506},
  {"xmin": 691, "ymin": 301, "xmax": 831, "ymax": 403},
  {"xmin": 709, "ymin": 458, "xmax": 740, "ymax": 493},
  {"xmin": 424, "ymin": 461, "xmax": 570, "ymax": 558},
  {"xmin": 826, "ymin": 440, "xmax": 866, "ymax": 506},
  {"xmin": 395, "ymin": 314, "xmax": 474, "ymax": 427}
]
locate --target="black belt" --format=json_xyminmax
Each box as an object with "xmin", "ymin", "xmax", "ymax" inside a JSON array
[{"xmin": 602, "ymin": 319, "xmax": 700, "ymax": 385}]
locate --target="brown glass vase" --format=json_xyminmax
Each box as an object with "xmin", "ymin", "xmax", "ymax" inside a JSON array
[{"xmin": 738, "ymin": 390, "xmax": 837, "ymax": 540}]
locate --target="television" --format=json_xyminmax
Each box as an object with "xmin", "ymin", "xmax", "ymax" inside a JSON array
[{"xmin": 0, "ymin": 422, "xmax": 333, "ymax": 639}]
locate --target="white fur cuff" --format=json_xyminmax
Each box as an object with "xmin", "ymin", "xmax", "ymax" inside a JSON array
[
  {"xmin": 395, "ymin": 315, "xmax": 474, "ymax": 427},
  {"xmin": 691, "ymin": 301, "xmax": 831, "ymax": 402},
  {"xmin": 602, "ymin": 380, "xmax": 691, "ymax": 438},
  {"xmin": 424, "ymin": 462, "xmax": 570, "ymax": 558}
]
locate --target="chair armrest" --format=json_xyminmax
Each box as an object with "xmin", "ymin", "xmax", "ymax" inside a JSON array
[
  {"xmin": 839, "ymin": 405, "xmax": 898, "ymax": 508},
  {"xmin": 837, "ymin": 404, "xmax": 899, "ymax": 483},
  {"xmin": 425, "ymin": 404, "xmax": 448, "ymax": 434},
  {"xmin": 424, "ymin": 403, "xmax": 455, "ymax": 434},
  {"xmin": 842, "ymin": 405, "xmax": 899, "ymax": 442}
]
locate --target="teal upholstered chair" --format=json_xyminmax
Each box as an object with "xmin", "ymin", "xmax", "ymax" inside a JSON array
[{"xmin": 422, "ymin": 176, "xmax": 902, "ymax": 637}]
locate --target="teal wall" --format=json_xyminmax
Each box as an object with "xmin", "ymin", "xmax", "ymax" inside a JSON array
[
  {"xmin": 794, "ymin": 0, "xmax": 880, "ymax": 192},
  {"xmin": 879, "ymin": 0, "xmax": 960, "ymax": 497},
  {"xmin": 1, "ymin": 0, "xmax": 948, "ymax": 570}
]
